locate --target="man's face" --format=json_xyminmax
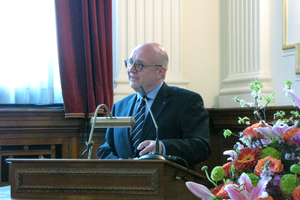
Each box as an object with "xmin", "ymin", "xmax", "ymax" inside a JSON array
[{"xmin": 126, "ymin": 46, "xmax": 163, "ymax": 94}]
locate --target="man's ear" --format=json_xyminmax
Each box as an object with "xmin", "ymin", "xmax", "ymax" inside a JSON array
[{"xmin": 157, "ymin": 67, "xmax": 167, "ymax": 79}]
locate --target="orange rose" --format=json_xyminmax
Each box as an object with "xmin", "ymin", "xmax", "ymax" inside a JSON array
[
  {"xmin": 210, "ymin": 182, "xmax": 233, "ymax": 199},
  {"xmin": 254, "ymin": 197, "xmax": 274, "ymax": 200},
  {"xmin": 282, "ymin": 127, "xmax": 300, "ymax": 145},
  {"xmin": 210, "ymin": 184, "xmax": 222, "ymax": 196},
  {"xmin": 216, "ymin": 182, "xmax": 234, "ymax": 199},
  {"xmin": 243, "ymin": 122, "xmax": 264, "ymax": 139},
  {"xmin": 293, "ymin": 185, "xmax": 300, "ymax": 200},
  {"xmin": 222, "ymin": 162, "xmax": 231, "ymax": 178},
  {"xmin": 254, "ymin": 156, "xmax": 284, "ymax": 176}
]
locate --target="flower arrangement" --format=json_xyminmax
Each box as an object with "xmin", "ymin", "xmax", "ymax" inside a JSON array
[{"xmin": 186, "ymin": 80, "xmax": 300, "ymax": 200}]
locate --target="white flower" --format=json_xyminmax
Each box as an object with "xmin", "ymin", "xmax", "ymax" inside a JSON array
[
  {"xmin": 239, "ymin": 99, "xmax": 247, "ymax": 107},
  {"xmin": 239, "ymin": 136, "xmax": 252, "ymax": 147},
  {"xmin": 285, "ymin": 153, "xmax": 291, "ymax": 160},
  {"xmin": 235, "ymin": 142, "xmax": 245, "ymax": 150}
]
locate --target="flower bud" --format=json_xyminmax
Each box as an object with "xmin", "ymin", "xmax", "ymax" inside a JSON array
[
  {"xmin": 279, "ymin": 174, "xmax": 298, "ymax": 196},
  {"xmin": 290, "ymin": 164, "xmax": 300, "ymax": 174},
  {"xmin": 210, "ymin": 166, "xmax": 225, "ymax": 182},
  {"xmin": 201, "ymin": 166, "xmax": 208, "ymax": 171},
  {"xmin": 260, "ymin": 147, "xmax": 281, "ymax": 159}
]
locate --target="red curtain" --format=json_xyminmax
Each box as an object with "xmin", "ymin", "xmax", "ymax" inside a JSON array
[{"xmin": 54, "ymin": 0, "xmax": 113, "ymax": 118}]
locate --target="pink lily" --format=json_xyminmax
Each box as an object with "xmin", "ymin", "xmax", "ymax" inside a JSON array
[
  {"xmin": 260, "ymin": 137, "xmax": 272, "ymax": 145},
  {"xmin": 186, "ymin": 181, "xmax": 216, "ymax": 200},
  {"xmin": 286, "ymin": 89, "xmax": 300, "ymax": 109},
  {"xmin": 224, "ymin": 173, "xmax": 271, "ymax": 200},
  {"xmin": 254, "ymin": 119, "xmax": 289, "ymax": 137},
  {"xmin": 223, "ymin": 150, "xmax": 237, "ymax": 161}
]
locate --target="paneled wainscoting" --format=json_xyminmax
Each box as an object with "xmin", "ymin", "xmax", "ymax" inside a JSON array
[
  {"xmin": 0, "ymin": 105, "xmax": 106, "ymax": 183},
  {"xmin": 0, "ymin": 105, "xmax": 294, "ymax": 186}
]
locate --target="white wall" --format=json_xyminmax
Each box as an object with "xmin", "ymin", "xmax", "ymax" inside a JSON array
[
  {"xmin": 182, "ymin": 0, "xmax": 220, "ymax": 108},
  {"xmin": 269, "ymin": 0, "xmax": 300, "ymax": 106}
]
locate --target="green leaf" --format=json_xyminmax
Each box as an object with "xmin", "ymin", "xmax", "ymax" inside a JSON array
[
  {"xmin": 249, "ymin": 80, "xmax": 263, "ymax": 93},
  {"xmin": 232, "ymin": 96, "xmax": 239, "ymax": 102},
  {"xmin": 263, "ymin": 93, "xmax": 275, "ymax": 104},
  {"xmin": 274, "ymin": 110, "xmax": 285, "ymax": 119},
  {"xmin": 285, "ymin": 80, "xmax": 293, "ymax": 88},
  {"xmin": 238, "ymin": 117, "xmax": 250, "ymax": 124},
  {"xmin": 282, "ymin": 118, "xmax": 289, "ymax": 124},
  {"xmin": 291, "ymin": 110, "xmax": 300, "ymax": 117},
  {"xmin": 223, "ymin": 129, "xmax": 232, "ymax": 138}
]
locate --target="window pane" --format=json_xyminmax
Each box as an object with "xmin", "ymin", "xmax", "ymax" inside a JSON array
[{"xmin": 0, "ymin": 0, "xmax": 63, "ymax": 104}]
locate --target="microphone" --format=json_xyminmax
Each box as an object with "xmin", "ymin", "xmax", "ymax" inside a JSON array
[{"xmin": 138, "ymin": 86, "xmax": 165, "ymax": 160}]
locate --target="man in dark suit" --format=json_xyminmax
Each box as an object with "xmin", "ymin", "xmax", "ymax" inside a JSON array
[{"xmin": 97, "ymin": 43, "xmax": 210, "ymax": 168}]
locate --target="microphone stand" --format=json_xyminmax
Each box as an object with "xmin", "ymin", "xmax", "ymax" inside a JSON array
[{"xmin": 138, "ymin": 86, "xmax": 165, "ymax": 160}]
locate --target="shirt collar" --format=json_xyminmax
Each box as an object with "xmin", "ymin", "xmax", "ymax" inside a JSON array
[{"xmin": 137, "ymin": 82, "xmax": 164, "ymax": 101}]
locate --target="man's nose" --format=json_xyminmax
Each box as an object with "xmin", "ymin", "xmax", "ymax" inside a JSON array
[{"xmin": 127, "ymin": 64, "xmax": 136, "ymax": 72}]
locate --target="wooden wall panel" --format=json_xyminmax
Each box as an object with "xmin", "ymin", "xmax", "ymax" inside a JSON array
[
  {"xmin": 0, "ymin": 106, "xmax": 85, "ymax": 183},
  {"xmin": 0, "ymin": 105, "xmax": 294, "ymax": 185}
]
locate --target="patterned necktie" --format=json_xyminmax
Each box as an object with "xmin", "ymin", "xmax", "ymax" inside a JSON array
[{"xmin": 131, "ymin": 98, "xmax": 146, "ymax": 153}]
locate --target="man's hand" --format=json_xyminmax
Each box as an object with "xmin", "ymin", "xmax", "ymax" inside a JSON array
[{"xmin": 137, "ymin": 140, "xmax": 163, "ymax": 156}]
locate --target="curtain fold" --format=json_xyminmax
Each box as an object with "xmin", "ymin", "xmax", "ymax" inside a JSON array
[{"xmin": 55, "ymin": 0, "xmax": 113, "ymax": 118}]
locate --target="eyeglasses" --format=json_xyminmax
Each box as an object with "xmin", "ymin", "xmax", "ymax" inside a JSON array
[{"xmin": 124, "ymin": 59, "xmax": 162, "ymax": 72}]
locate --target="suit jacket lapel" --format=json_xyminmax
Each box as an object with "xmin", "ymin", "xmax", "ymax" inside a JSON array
[
  {"xmin": 139, "ymin": 82, "xmax": 171, "ymax": 142},
  {"xmin": 126, "ymin": 94, "xmax": 138, "ymax": 125},
  {"xmin": 122, "ymin": 94, "xmax": 138, "ymax": 156}
]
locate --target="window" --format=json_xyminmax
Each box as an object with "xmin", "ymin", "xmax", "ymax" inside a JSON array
[{"xmin": 0, "ymin": 0, "xmax": 63, "ymax": 104}]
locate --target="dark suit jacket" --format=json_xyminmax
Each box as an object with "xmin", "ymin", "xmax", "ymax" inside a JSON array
[{"xmin": 97, "ymin": 82, "xmax": 210, "ymax": 167}]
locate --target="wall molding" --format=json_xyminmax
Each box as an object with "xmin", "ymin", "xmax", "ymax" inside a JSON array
[
  {"xmin": 219, "ymin": 0, "xmax": 273, "ymax": 108},
  {"xmin": 282, "ymin": 0, "xmax": 300, "ymax": 74}
]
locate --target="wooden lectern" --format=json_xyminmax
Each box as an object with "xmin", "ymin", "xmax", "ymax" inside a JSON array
[{"xmin": 6, "ymin": 159, "xmax": 206, "ymax": 200}]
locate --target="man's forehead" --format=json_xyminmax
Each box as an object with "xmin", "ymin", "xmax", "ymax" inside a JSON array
[{"xmin": 131, "ymin": 46, "xmax": 158, "ymax": 61}]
